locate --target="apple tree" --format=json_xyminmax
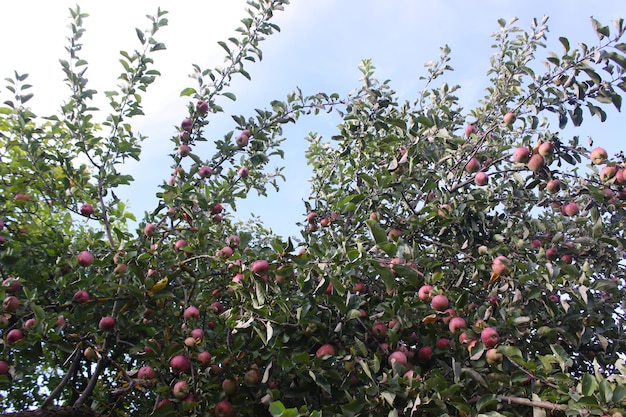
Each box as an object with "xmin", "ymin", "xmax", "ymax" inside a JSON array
[{"xmin": 1, "ymin": 2, "xmax": 626, "ymax": 417}]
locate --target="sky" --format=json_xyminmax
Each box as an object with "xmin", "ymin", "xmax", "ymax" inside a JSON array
[{"xmin": 1, "ymin": 1, "xmax": 625, "ymax": 239}]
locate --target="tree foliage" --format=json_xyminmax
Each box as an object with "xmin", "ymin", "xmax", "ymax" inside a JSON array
[{"xmin": 1, "ymin": 2, "xmax": 626, "ymax": 417}]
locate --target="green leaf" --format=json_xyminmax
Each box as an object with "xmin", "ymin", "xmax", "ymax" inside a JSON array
[
  {"xmin": 269, "ymin": 401, "xmax": 286, "ymax": 417},
  {"xmin": 476, "ymin": 394, "xmax": 497, "ymax": 412},
  {"xmin": 582, "ymin": 373, "xmax": 597, "ymax": 396}
]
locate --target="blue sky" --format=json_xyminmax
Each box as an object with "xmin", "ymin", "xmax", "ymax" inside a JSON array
[{"xmin": 1, "ymin": 1, "xmax": 625, "ymax": 238}]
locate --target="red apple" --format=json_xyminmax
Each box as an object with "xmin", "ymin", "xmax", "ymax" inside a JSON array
[
  {"xmin": 448, "ymin": 317, "xmax": 467, "ymax": 334},
  {"xmin": 417, "ymin": 346, "xmax": 432, "ymax": 362},
  {"xmin": 491, "ymin": 256, "xmax": 510, "ymax": 276},
  {"xmin": 512, "ymin": 146, "xmax": 530, "ymax": 163},
  {"xmin": 2, "ymin": 296, "xmax": 20, "ymax": 312},
  {"xmin": 156, "ymin": 399, "xmax": 172, "ymax": 409},
  {"xmin": 315, "ymin": 343, "xmax": 336, "ymax": 358},
  {"xmin": 503, "ymin": 112, "xmax": 516, "ymax": 125},
  {"xmin": 191, "ymin": 328, "xmax": 204, "ymax": 340},
  {"xmin": 181, "ymin": 118, "xmax": 193, "ymax": 132},
  {"xmin": 138, "ymin": 366, "xmax": 156, "ymax": 380},
  {"xmin": 251, "ymin": 260, "xmax": 269, "ymax": 275},
  {"xmin": 178, "ymin": 144, "xmax": 191, "ymax": 157},
  {"xmin": 531, "ymin": 239, "xmax": 542, "ymax": 249},
  {"xmin": 6, "ymin": 329, "xmax": 24, "ymax": 345},
  {"xmin": 170, "ymin": 355, "xmax": 191, "ymax": 373},
  {"xmin": 387, "ymin": 228, "xmax": 402, "ymax": 241},
  {"xmin": 244, "ymin": 368, "xmax": 260, "ymax": 385},
  {"xmin": 210, "ymin": 301, "xmax": 224, "ymax": 314},
  {"xmin": 560, "ymin": 254, "xmax": 573, "ymax": 264},
  {"xmin": 486, "ymin": 348, "xmax": 503, "ymax": 364},
  {"xmin": 538, "ymin": 142, "xmax": 554, "ymax": 157},
  {"xmin": 562, "ymin": 202, "xmax": 579, "ymax": 217},
  {"xmin": 474, "ymin": 172, "xmax": 488, "ymax": 186},
  {"xmin": 98, "ymin": 316, "xmax": 115, "ymax": 332},
  {"xmin": 24, "ymin": 318, "xmax": 36, "ymax": 330},
  {"xmin": 80, "ymin": 203, "xmax": 94, "ymax": 217},
  {"xmin": 527, "ymin": 154, "xmax": 545, "ymax": 172},
  {"xmin": 238, "ymin": 167, "xmax": 250, "ymax": 178},
  {"xmin": 436, "ymin": 338, "xmax": 451, "ymax": 349},
  {"xmin": 198, "ymin": 165, "xmax": 213, "ymax": 179},
  {"xmin": 590, "ymin": 147, "xmax": 608, "ymax": 165},
  {"xmin": 184, "ymin": 306, "xmax": 200, "ymax": 320},
  {"xmin": 600, "ymin": 165, "xmax": 617, "ymax": 182},
  {"xmin": 73, "ymin": 290, "xmax": 89, "ymax": 304},
  {"xmin": 236, "ymin": 133, "xmax": 249, "ymax": 147},
  {"xmin": 222, "ymin": 378, "xmax": 238, "ymax": 397},
  {"xmin": 418, "ymin": 285, "xmax": 433, "ymax": 302},
  {"xmin": 481, "ymin": 327, "xmax": 500, "ymax": 348},
  {"xmin": 465, "ymin": 157, "xmax": 481, "ymax": 174},
  {"xmin": 211, "ymin": 204, "xmax": 224, "ymax": 215},
  {"xmin": 546, "ymin": 247, "xmax": 559, "ymax": 260},
  {"xmin": 0, "ymin": 360, "xmax": 8, "ymax": 375},
  {"xmin": 172, "ymin": 380, "xmax": 189, "ymax": 399},
  {"xmin": 77, "ymin": 251, "xmax": 94, "ymax": 267},
  {"xmin": 430, "ymin": 294, "xmax": 449, "ymax": 311},
  {"xmin": 14, "ymin": 194, "xmax": 30, "ymax": 203},
  {"xmin": 546, "ymin": 179, "xmax": 561, "ymax": 193},
  {"xmin": 196, "ymin": 100, "xmax": 209, "ymax": 115},
  {"xmin": 198, "ymin": 351, "xmax": 212, "ymax": 365},
  {"xmin": 616, "ymin": 169, "xmax": 626, "ymax": 184},
  {"xmin": 464, "ymin": 124, "xmax": 477, "ymax": 136},
  {"xmin": 174, "ymin": 239, "xmax": 188, "ymax": 252},
  {"xmin": 371, "ymin": 322, "xmax": 388, "ymax": 339},
  {"xmin": 214, "ymin": 400, "xmax": 235, "ymax": 417},
  {"xmin": 388, "ymin": 351, "xmax": 408, "ymax": 368},
  {"xmin": 143, "ymin": 223, "xmax": 157, "ymax": 237},
  {"xmin": 2, "ymin": 278, "xmax": 20, "ymax": 295}
]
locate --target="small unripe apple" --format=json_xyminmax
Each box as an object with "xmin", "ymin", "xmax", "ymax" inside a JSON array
[
  {"xmin": 431, "ymin": 294, "xmax": 449, "ymax": 311},
  {"xmin": 170, "ymin": 355, "xmax": 191, "ymax": 373},
  {"xmin": 73, "ymin": 290, "xmax": 89, "ymax": 304},
  {"xmin": 98, "ymin": 316, "xmax": 115, "ymax": 332},
  {"xmin": 590, "ymin": 147, "xmax": 608, "ymax": 165},
  {"xmin": 527, "ymin": 154, "xmax": 545, "ymax": 172},
  {"xmin": 80, "ymin": 203, "xmax": 94, "ymax": 217},
  {"xmin": 474, "ymin": 172, "xmax": 488, "ymax": 186},
  {"xmin": 173, "ymin": 380, "xmax": 189, "ymax": 399},
  {"xmin": 3, "ymin": 296, "xmax": 20, "ymax": 312},
  {"xmin": 512, "ymin": 146, "xmax": 530, "ymax": 163},
  {"xmin": 481, "ymin": 327, "xmax": 500, "ymax": 348},
  {"xmin": 183, "ymin": 306, "xmax": 200, "ymax": 320},
  {"xmin": 77, "ymin": 251, "xmax": 94, "ymax": 267},
  {"xmin": 503, "ymin": 112, "xmax": 516, "ymax": 125}
]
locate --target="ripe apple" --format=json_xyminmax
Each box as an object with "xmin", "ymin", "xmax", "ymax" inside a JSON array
[
  {"xmin": 616, "ymin": 169, "xmax": 626, "ymax": 184},
  {"xmin": 251, "ymin": 260, "xmax": 269, "ymax": 275},
  {"xmin": 83, "ymin": 347, "xmax": 98, "ymax": 361},
  {"xmin": 3, "ymin": 278, "xmax": 20, "ymax": 295},
  {"xmin": 236, "ymin": 133, "xmax": 249, "ymax": 147},
  {"xmin": 538, "ymin": 142, "xmax": 554, "ymax": 157},
  {"xmin": 448, "ymin": 317, "xmax": 467, "ymax": 334},
  {"xmin": 560, "ymin": 254, "xmax": 573, "ymax": 264},
  {"xmin": 436, "ymin": 338, "xmax": 451, "ymax": 349},
  {"xmin": 486, "ymin": 348, "xmax": 503, "ymax": 364},
  {"xmin": 214, "ymin": 400, "xmax": 235, "ymax": 417},
  {"xmin": 77, "ymin": 251, "xmax": 94, "ymax": 267},
  {"xmin": 512, "ymin": 146, "xmax": 530, "ymax": 163},
  {"xmin": 196, "ymin": 100, "xmax": 209, "ymax": 115},
  {"xmin": 80, "ymin": 203, "xmax": 94, "ymax": 217},
  {"xmin": 244, "ymin": 368, "xmax": 260, "ymax": 385},
  {"xmin": 98, "ymin": 316, "xmax": 115, "ymax": 332},
  {"xmin": 14, "ymin": 194, "xmax": 30, "ymax": 203},
  {"xmin": 210, "ymin": 301, "xmax": 224, "ymax": 314},
  {"xmin": 388, "ymin": 351, "xmax": 408, "ymax": 368},
  {"xmin": 174, "ymin": 239, "xmax": 188, "ymax": 252},
  {"xmin": 0, "ymin": 219, "xmax": 3, "ymax": 231},
  {"xmin": 503, "ymin": 112, "xmax": 516, "ymax": 125},
  {"xmin": 198, "ymin": 165, "xmax": 213, "ymax": 179},
  {"xmin": 138, "ymin": 366, "xmax": 156, "ymax": 379},
  {"xmin": 545, "ymin": 179, "xmax": 561, "ymax": 193},
  {"xmin": 590, "ymin": 147, "xmax": 608, "ymax": 165},
  {"xmin": 238, "ymin": 167, "xmax": 250, "ymax": 178},
  {"xmin": 600, "ymin": 165, "xmax": 617, "ymax": 182},
  {"xmin": 387, "ymin": 228, "xmax": 402, "ymax": 241},
  {"xmin": 417, "ymin": 346, "xmax": 432, "ymax": 362},
  {"xmin": 371, "ymin": 322, "xmax": 388, "ymax": 339},
  {"xmin": 430, "ymin": 294, "xmax": 449, "ymax": 311},
  {"xmin": 0, "ymin": 360, "xmax": 8, "ymax": 375},
  {"xmin": 438, "ymin": 203, "xmax": 452, "ymax": 218},
  {"xmin": 178, "ymin": 145, "xmax": 191, "ymax": 157},
  {"xmin": 562, "ymin": 202, "xmax": 579, "ymax": 217},
  {"xmin": 156, "ymin": 399, "xmax": 171, "ymax": 409},
  {"xmin": 173, "ymin": 380, "xmax": 189, "ymax": 399},
  {"xmin": 315, "ymin": 343, "xmax": 336, "ymax": 358},
  {"xmin": 474, "ymin": 172, "xmax": 488, "ymax": 186},
  {"xmin": 481, "ymin": 327, "xmax": 500, "ymax": 348},
  {"xmin": 181, "ymin": 118, "xmax": 193, "ymax": 132},
  {"xmin": 464, "ymin": 124, "xmax": 477, "ymax": 136},
  {"xmin": 3, "ymin": 296, "xmax": 20, "ymax": 312},
  {"xmin": 491, "ymin": 256, "xmax": 510, "ymax": 276},
  {"xmin": 418, "ymin": 285, "xmax": 433, "ymax": 302},
  {"xmin": 211, "ymin": 204, "xmax": 224, "ymax": 214},
  {"xmin": 222, "ymin": 378, "xmax": 238, "ymax": 396},
  {"xmin": 183, "ymin": 306, "xmax": 200, "ymax": 320},
  {"xmin": 73, "ymin": 290, "xmax": 89, "ymax": 304},
  {"xmin": 24, "ymin": 318, "xmax": 36, "ymax": 330},
  {"xmin": 191, "ymin": 328, "xmax": 204, "ymax": 340},
  {"xmin": 527, "ymin": 154, "xmax": 545, "ymax": 172},
  {"xmin": 198, "ymin": 351, "xmax": 211, "ymax": 365},
  {"xmin": 545, "ymin": 247, "xmax": 558, "ymax": 260},
  {"xmin": 170, "ymin": 355, "xmax": 191, "ymax": 373},
  {"xmin": 6, "ymin": 329, "xmax": 24, "ymax": 345},
  {"xmin": 465, "ymin": 157, "xmax": 481, "ymax": 174}
]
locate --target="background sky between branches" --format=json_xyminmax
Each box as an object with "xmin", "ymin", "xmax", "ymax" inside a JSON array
[{"xmin": 1, "ymin": 1, "xmax": 625, "ymax": 238}]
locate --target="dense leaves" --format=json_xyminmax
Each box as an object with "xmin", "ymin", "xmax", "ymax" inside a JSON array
[{"xmin": 1, "ymin": 4, "xmax": 626, "ymax": 417}]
